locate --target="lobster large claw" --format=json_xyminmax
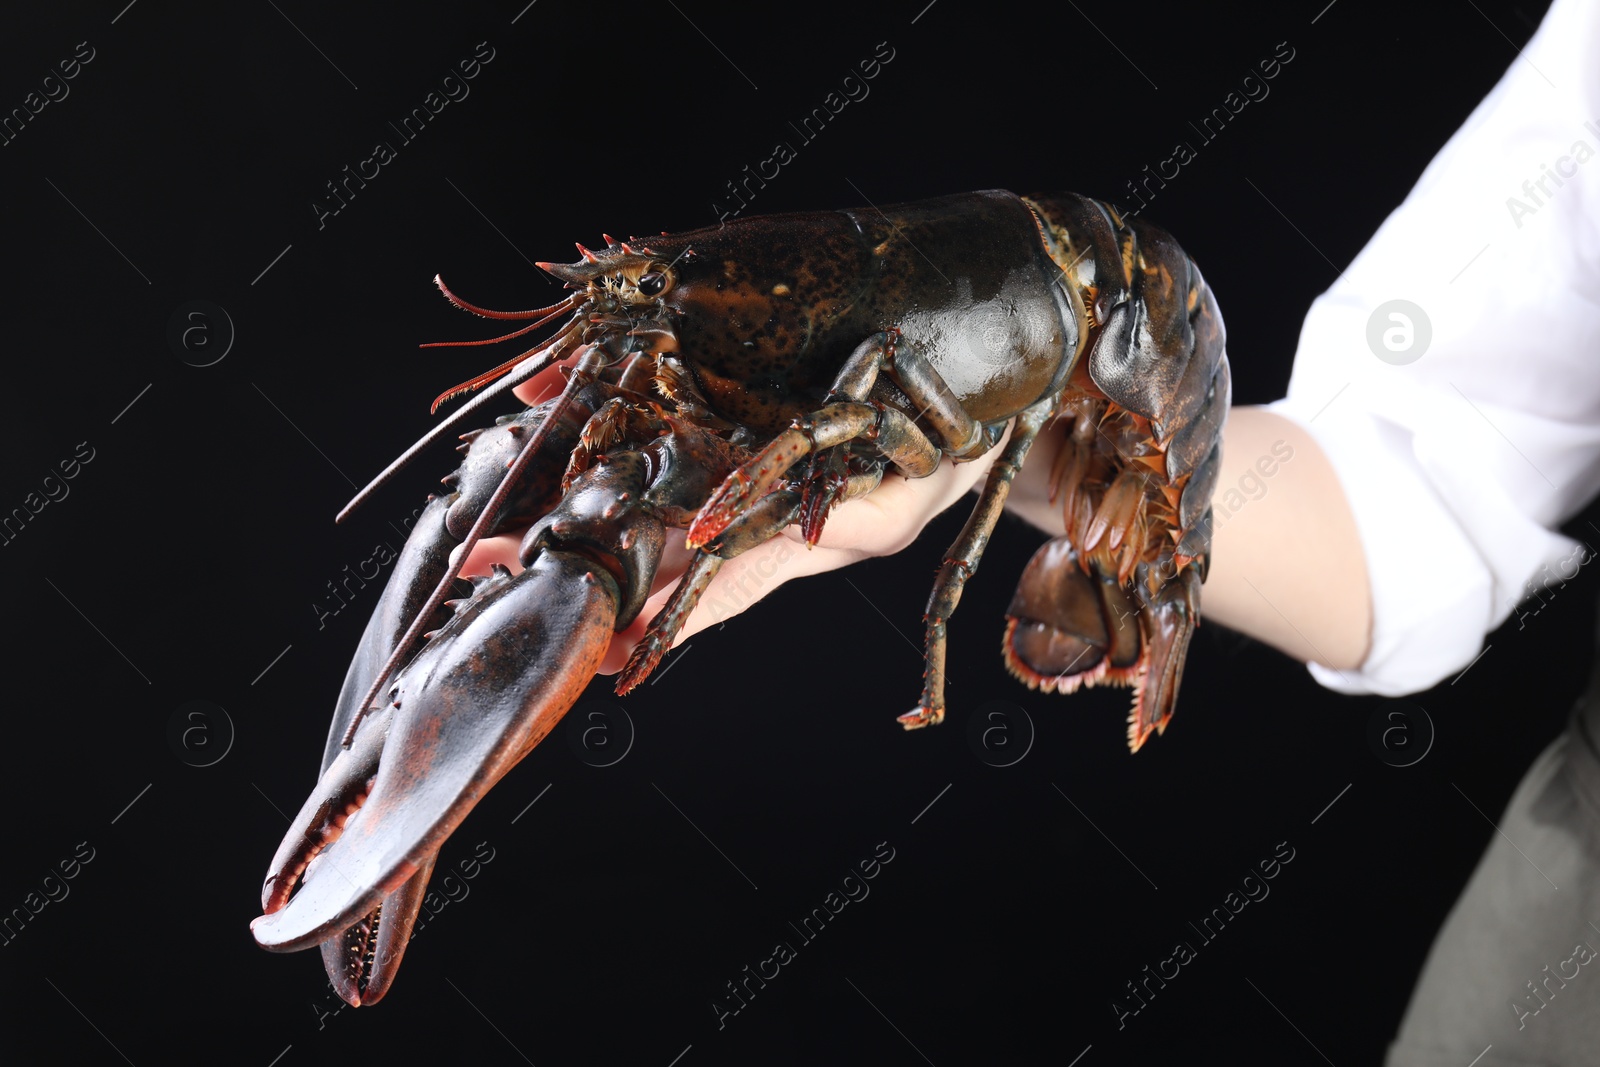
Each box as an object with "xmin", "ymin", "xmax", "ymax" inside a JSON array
[
  {"xmin": 252, "ymin": 389, "xmax": 587, "ymax": 1005},
  {"xmin": 251, "ymin": 336, "xmax": 733, "ymax": 1003},
  {"xmin": 252, "ymin": 551, "xmax": 618, "ymax": 985}
]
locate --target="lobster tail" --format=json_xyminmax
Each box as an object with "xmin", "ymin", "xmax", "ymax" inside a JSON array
[
  {"xmin": 1002, "ymin": 539, "xmax": 1200, "ymax": 752},
  {"xmin": 1006, "ymin": 194, "xmax": 1229, "ymax": 751}
]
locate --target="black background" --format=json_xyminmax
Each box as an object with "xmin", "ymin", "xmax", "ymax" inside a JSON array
[{"xmin": 1, "ymin": 1, "xmax": 1594, "ymax": 1064}]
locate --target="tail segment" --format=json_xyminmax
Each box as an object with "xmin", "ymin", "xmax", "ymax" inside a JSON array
[{"xmin": 1004, "ymin": 538, "xmax": 1200, "ymax": 751}]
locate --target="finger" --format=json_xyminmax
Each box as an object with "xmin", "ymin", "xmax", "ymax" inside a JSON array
[
  {"xmin": 674, "ymin": 536, "xmax": 857, "ymax": 643},
  {"xmin": 511, "ymin": 366, "xmax": 565, "ymax": 406},
  {"xmin": 597, "ymin": 533, "xmax": 858, "ymax": 675},
  {"xmin": 512, "ymin": 347, "xmax": 584, "ymax": 406},
  {"xmin": 454, "ymin": 532, "xmax": 523, "ymax": 579}
]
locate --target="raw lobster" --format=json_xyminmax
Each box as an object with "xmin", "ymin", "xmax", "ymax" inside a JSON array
[{"xmin": 251, "ymin": 189, "xmax": 1229, "ymax": 1005}]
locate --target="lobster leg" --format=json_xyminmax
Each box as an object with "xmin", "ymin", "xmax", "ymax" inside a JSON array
[
  {"xmin": 899, "ymin": 398, "xmax": 1056, "ymax": 729},
  {"xmin": 689, "ymin": 328, "xmax": 1009, "ymax": 547},
  {"xmin": 687, "ymin": 401, "xmax": 939, "ymax": 547},
  {"xmin": 615, "ymin": 551, "xmax": 725, "ymax": 695},
  {"xmin": 617, "ymin": 488, "xmax": 803, "ymax": 692}
]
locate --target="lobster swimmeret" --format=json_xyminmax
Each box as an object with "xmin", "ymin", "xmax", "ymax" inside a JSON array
[{"xmin": 251, "ymin": 190, "xmax": 1229, "ymax": 1005}]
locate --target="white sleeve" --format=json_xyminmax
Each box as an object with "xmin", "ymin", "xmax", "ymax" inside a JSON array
[{"xmin": 1266, "ymin": 0, "xmax": 1600, "ymax": 696}]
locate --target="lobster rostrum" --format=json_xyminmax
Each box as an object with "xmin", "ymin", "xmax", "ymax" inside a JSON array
[{"xmin": 251, "ymin": 190, "xmax": 1229, "ymax": 1005}]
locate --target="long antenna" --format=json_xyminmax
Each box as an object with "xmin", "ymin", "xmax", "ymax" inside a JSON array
[{"xmin": 334, "ymin": 319, "xmax": 582, "ymax": 524}]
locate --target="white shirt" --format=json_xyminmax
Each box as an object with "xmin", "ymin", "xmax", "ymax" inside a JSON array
[{"xmin": 1268, "ymin": 0, "xmax": 1600, "ymax": 696}]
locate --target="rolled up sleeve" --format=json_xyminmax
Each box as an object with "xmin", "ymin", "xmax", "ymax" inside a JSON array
[{"xmin": 1267, "ymin": 0, "xmax": 1600, "ymax": 695}]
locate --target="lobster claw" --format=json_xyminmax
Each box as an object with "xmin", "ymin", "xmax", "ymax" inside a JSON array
[
  {"xmin": 318, "ymin": 853, "xmax": 438, "ymax": 1007},
  {"xmin": 254, "ymin": 377, "xmax": 732, "ymax": 1003},
  {"xmin": 251, "ymin": 551, "xmax": 619, "ymax": 973},
  {"xmin": 252, "ymin": 397, "xmax": 583, "ymax": 1004}
]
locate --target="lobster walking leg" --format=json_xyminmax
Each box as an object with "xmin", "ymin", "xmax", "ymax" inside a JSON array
[
  {"xmin": 688, "ymin": 326, "xmax": 1016, "ymax": 548},
  {"xmin": 617, "ymin": 488, "xmax": 803, "ymax": 692},
  {"xmin": 615, "ymin": 551, "xmax": 725, "ymax": 695},
  {"xmin": 816, "ymin": 329, "xmax": 992, "ymax": 458},
  {"xmin": 900, "ymin": 398, "xmax": 1056, "ymax": 729},
  {"xmin": 687, "ymin": 401, "xmax": 940, "ymax": 547}
]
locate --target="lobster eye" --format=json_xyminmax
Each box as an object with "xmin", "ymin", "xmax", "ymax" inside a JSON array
[{"xmin": 637, "ymin": 271, "xmax": 667, "ymax": 297}]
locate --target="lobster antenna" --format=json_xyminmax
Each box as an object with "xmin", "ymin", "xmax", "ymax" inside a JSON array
[
  {"xmin": 340, "ymin": 344, "xmax": 605, "ymax": 749},
  {"xmin": 428, "ymin": 315, "xmax": 582, "ymax": 414},
  {"xmin": 334, "ymin": 319, "xmax": 583, "ymax": 524},
  {"xmin": 418, "ymin": 296, "xmax": 577, "ymax": 353},
  {"xmin": 433, "ymin": 274, "xmax": 571, "ymax": 320}
]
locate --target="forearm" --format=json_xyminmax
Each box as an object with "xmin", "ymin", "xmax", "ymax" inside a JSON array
[{"xmin": 1007, "ymin": 406, "xmax": 1373, "ymax": 671}]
